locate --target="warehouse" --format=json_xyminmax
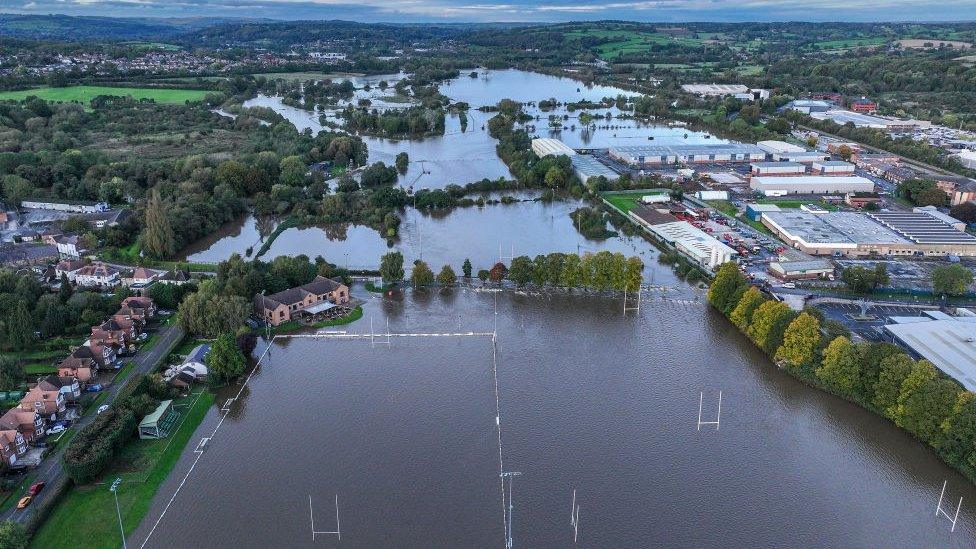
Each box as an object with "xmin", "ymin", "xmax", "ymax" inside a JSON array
[
  {"xmin": 609, "ymin": 144, "xmax": 766, "ymax": 167},
  {"xmin": 646, "ymin": 221, "xmax": 737, "ymax": 269},
  {"xmin": 531, "ymin": 138, "xmax": 576, "ymax": 158},
  {"xmin": 767, "ymin": 259, "xmax": 835, "ymax": 280},
  {"xmin": 680, "ymin": 83, "xmax": 749, "ymax": 96},
  {"xmin": 745, "ymin": 203, "xmax": 781, "ymax": 221},
  {"xmin": 771, "ymin": 151, "xmax": 831, "ymax": 163},
  {"xmin": 750, "ymin": 175, "xmax": 875, "ymax": 196},
  {"xmin": 751, "ymin": 162, "xmax": 806, "ymax": 176},
  {"xmin": 571, "ymin": 155, "xmax": 618, "ymax": 183},
  {"xmin": 757, "ymin": 141, "xmax": 807, "ymax": 155},
  {"xmin": 867, "ymin": 211, "xmax": 976, "ymax": 254},
  {"xmin": 811, "ymin": 160, "xmax": 855, "ymax": 175},
  {"xmin": 912, "ymin": 207, "xmax": 967, "ymax": 232},
  {"xmin": 762, "ymin": 211, "xmax": 976, "ymax": 256},
  {"xmin": 884, "ymin": 315, "xmax": 976, "ymax": 391}
]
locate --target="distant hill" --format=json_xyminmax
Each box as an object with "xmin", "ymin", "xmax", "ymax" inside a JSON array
[{"xmin": 0, "ymin": 14, "xmax": 258, "ymax": 41}]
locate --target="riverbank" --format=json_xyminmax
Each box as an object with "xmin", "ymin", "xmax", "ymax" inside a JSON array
[
  {"xmin": 708, "ymin": 263, "xmax": 976, "ymax": 486},
  {"xmin": 28, "ymin": 389, "xmax": 216, "ymax": 548}
]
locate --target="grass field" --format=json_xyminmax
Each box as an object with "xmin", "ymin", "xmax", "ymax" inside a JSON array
[
  {"xmin": 756, "ymin": 199, "xmax": 838, "ymax": 211},
  {"xmin": 706, "ymin": 200, "xmax": 739, "ymax": 217},
  {"xmin": 812, "ymin": 37, "xmax": 888, "ymax": 50},
  {"xmin": 600, "ymin": 190, "xmax": 671, "ymax": 214},
  {"xmin": 567, "ymin": 29, "xmax": 705, "ymax": 58},
  {"xmin": 0, "ymin": 86, "xmax": 210, "ymax": 104},
  {"xmin": 29, "ymin": 390, "xmax": 216, "ymax": 549}
]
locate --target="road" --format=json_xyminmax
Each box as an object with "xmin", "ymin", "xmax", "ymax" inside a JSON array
[{"xmin": 1, "ymin": 321, "xmax": 185, "ymax": 525}]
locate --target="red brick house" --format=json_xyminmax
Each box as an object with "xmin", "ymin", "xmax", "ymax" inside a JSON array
[
  {"xmin": 253, "ymin": 276, "xmax": 350, "ymax": 327},
  {"xmin": 0, "ymin": 430, "xmax": 27, "ymax": 466},
  {"xmin": 0, "ymin": 409, "xmax": 44, "ymax": 444}
]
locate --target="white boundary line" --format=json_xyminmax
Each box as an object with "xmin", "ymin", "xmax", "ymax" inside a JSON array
[{"xmin": 140, "ymin": 330, "xmax": 511, "ymax": 548}]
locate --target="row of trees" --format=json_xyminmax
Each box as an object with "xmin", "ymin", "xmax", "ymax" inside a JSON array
[
  {"xmin": 709, "ymin": 262, "xmax": 976, "ymax": 481},
  {"xmin": 839, "ymin": 263, "xmax": 974, "ymax": 296}
]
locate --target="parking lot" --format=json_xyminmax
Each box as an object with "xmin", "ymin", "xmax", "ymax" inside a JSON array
[{"xmin": 815, "ymin": 301, "xmax": 932, "ymax": 342}]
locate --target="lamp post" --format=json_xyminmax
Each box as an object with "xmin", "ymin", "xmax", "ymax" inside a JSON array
[{"xmin": 110, "ymin": 477, "xmax": 127, "ymax": 549}]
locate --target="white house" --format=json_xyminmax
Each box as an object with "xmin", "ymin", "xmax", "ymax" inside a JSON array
[
  {"xmin": 74, "ymin": 262, "xmax": 120, "ymax": 288},
  {"xmin": 55, "ymin": 259, "xmax": 88, "ymax": 282},
  {"xmin": 54, "ymin": 235, "xmax": 90, "ymax": 259}
]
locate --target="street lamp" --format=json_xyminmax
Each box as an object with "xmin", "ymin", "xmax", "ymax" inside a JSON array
[{"xmin": 110, "ymin": 477, "xmax": 127, "ymax": 549}]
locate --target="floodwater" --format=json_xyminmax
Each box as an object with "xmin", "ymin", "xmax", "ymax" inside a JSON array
[
  {"xmin": 182, "ymin": 194, "xmax": 678, "ymax": 286},
  {"xmin": 243, "ymin": 69, "xmax": 723, "ymax": 189},
  {"xmin": 131, "ymin": 286, "xmax": 976, "ymax": 548}
]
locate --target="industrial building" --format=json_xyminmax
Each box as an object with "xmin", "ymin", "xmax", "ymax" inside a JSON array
[
  {"xmin": 771, "ymin": 151, "xmax": 831, "ymax": 163},
  {"xmin": 884, "ymin": 312, "xmax": 976, "ymax": 391},
  {"xmin": 531, "ymin": 138, "xmax": 576, "ymax": 158},
  {"xmin": 628, "ymin": 206, "xmax": 736, "ymax": 269},
  {"xmin": 751, "ymin": 162, "xmax": 806, "ymax": 176},
  {"xmin": 571, "ymin": 155, "xmax": 618, "ymax": 183},
  {"xmin": 912, "ymin": 207, "xmax": 967, "ymax": 232},
  {"xmin": 745, "ymin": 203, "xmax": 781, "ymax": 221},
  {"xmin": 757, "ymin": 141, "xmax": 808, "ymax": 155},
  {"xmin": 680, "ymin": 83, "xmax": 748, "ymax": 96},
  {"xmin": 767, "ymin": 259, "xmax": 835, "ymax": 280},
  {"xmin": 867, "ymin": 211, "xmax": 976, "ymax": 251},
  {"xmin": 750, "ymin": 175, "xmax": 875, "ymax": 196},
  {"xmin": 955, "ymin": 149, "xmax": 976, "ymax": 170},
  {"xmin": 810, "ymin": 110, "xmax": 930, "ymax": 131},
  {"xmin": 811, "ymin": 160, "xmax": 855, "ymax": 175},
  {"xmin": 696, "ymin": 190, "xmax": 729, "ymax": 201},
  {"xmin": 609, "ymin": 144, "xmax": 766, "ymax": 167},
  {"xmin": 762, "ymin": 210, "xmax": 976, "ymax": 256},
  {"xmin": 785, "ymin": 100, "xmax": 833, "ymax": 114}
]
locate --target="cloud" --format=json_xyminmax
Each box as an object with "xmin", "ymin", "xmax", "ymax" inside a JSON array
[{"xmin": 3, "ymin": 0, "xmax": 975, "ymax": 22}]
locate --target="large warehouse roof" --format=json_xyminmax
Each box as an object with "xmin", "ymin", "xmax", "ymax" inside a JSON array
[
  {"xmin": 750, "ymin": 175, "xmax": 875, "ymax": 193},
  {"xmin": 531, "ymin": 138, "xmax": 576, "ymax": 157},
  {"xmin": 610, "ymin": 143, "xmax": 763, "ymax": 156},
  {"xmin": 571, "ymin": 154, "xmax": 618, "ymax": 181},
  {"xmin": 757, "ymin": 140, "xmax": 807, "ymax": 154},
  {"xmin": 868, "ymin": 211, "xmax": 976, "ymax": 245},
  {"xmin": 885, "ymin": 318, "xmax": 976, "ymax": 391},
  {"xmin": 762, "ymin": 211, "xmax": 910, "ymax": 246}
]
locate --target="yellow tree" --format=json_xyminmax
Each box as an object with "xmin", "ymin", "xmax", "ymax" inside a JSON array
[
  {"xmin": 729, "ymin": 286, "xmax": 765, "ymax": 330},
  {"xmin": 775, "ymin": 312, "xmax": 822, "ymax": 368}
]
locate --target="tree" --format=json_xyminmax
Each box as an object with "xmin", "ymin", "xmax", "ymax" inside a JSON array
[
  {"xmin": 854, "ymin": 342, "xmax": 903, "ymax": 405},
  {"xmin": 410, "ymin": 260, "xmax": 434, "ymax": 288},
  {"xmin": 488, "ymin": 262, "xmax": 507, "ymax": 283},
  {"xmin": 58, "ymin": 272, "xmax": 72, "ymax": 303},
  {"xmin": 40, "ymin": 301, "xmax": 66, "ymax": 338},
  {"xmin": 931, "ymin": 264, "xmax": 974, "ymax": 296},
  {"xmin": 208, "ymin": 332, "xmax": 247, "ymax": 385},
  {"xmin": 278, "ymin": 155, "xmax": 307, "ymax": 187},
  {"xmin": 747, "ymin": 300, "xmax": 792, "ymax": 354},
  {"xmin": 507, "ymin": 256, "xmax": 534, "ymax": 286},
  {"xmin": 625, "ymin": 257, "xmax": 643, "ymax": 292},
  {"xmin": 395, "ymin": 152, "xmax": 409, "ymax": 174},
  {"xmin": 143, "ymin": 189, "xmax": 176, "ymax": 259},
  {"xmin": 0, "ymin": 521, "xmax": 28, "ymax": 549},
  {"xmin": 873, "ymin": 353, "xmax": 914, "ymax": 418},
  {"xmin": 462, "ymin": 258, "xmax": 472, "ymax": 278},
  {"xmin": 775, "ymin": 312, "xmax": 821, "ymax": 369},
  {"xmin": 0, "ymin": 356, "xmax": 25, "ymax": 392},
  {"xmin": 6, "ymin": 302, "xmax": 33, "ymax": 350},
  {"xmin": 436, "ymin": 265, "xmax": 457, "ymax": 286},
  {"xmin": 840, "ymin": 265, "xmax": 885, "ymax": 293},
  {"xmin": 892, "ymin": 359, "xmax": 955, "ymax": 440},
  {"xmin": 477, "ymin": 269, "xmax": 489, "ymax": 282},
  {"xmin": 949, "ymin": 201, "xmax": 976, "ymax": 225},
  {"xmin": 816, "ymin": 336, "xmax": 860, "ymax": 395},
  {"xmin": 379, "ymin": 251, "xmax": 404, "ymax": 284},
  {"xmin": 729, "ymin": 287, "xmax": 765, "ymax": 330},
  {"xmin": 2, "ymin": 175, "xmax": 33, "ymax": 206},
  {"xmin": 708, "ymin": 262, "xmax": 747, "ymax": 314},
  {"xmin": 836, "ymin": 144, "xmax": 854, "ymax": 161},
  {"xmin": 936, "ymin": 392, "xmax": 976, "ymax": 469}
]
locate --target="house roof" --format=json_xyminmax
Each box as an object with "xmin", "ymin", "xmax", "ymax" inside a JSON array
[
  {"xmin": 139, "ymin": 400, "xmax": 173, "ymax": 427},
  {"xmin": 256, "ymin": 276, "xmax": 344, "ymax": 309},
  {"xmin": 185, "ymin": 343, "xmax": 210, "ymax": 365}
]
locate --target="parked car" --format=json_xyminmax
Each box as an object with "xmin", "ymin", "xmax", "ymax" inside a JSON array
[
  {"xmin": 97, "ymin": 405, "xmax": 110, "ymax": 415},
  {"xmin": 85, "ymin": 384, "xmax": 103, "ymax": 393},
  {"xmin": 28, "ymin": 482, "xmax": 45, "ymax": 496},
  {"xmin": 16, "ymin": 496, "xmax": 31, "ymax": 509},
  {"xmin": 46, "ymin": 425, "xmax": 66, "ymax": 435}
]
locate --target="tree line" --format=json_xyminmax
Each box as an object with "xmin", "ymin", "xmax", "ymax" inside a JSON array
[{"xmin": 709, "ymin": 262, "xmax": 976, "ymax": 483}]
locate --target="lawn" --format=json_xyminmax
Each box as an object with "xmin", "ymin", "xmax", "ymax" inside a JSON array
[
  {"xmin": 706, "ymin": 200, "xmax": 739, "ymax": 217},
  {"xmin": 0, "ymin": 86, "xmax": 210, "ymax": 104},
  {"xmin": 600, "ymin": 190, "xmax": 670, "ymax": 214},
  {"xmin": 24, "ymin": 363, "xmax": 58, "ymax": 375},
  {"xmin": 29, "ymin": 390, "xmax": 216, "ymax": 549},
  {"xmin": 566, "ymin": 29, "xmax": 704, "ymax": 59},
  {"xmin": 812, "ymin": 37, "xmax": 887, "ymax": 50},
  {"xmin": 756, "ymin": 199, "xmax": 838, "ymax": 211}
]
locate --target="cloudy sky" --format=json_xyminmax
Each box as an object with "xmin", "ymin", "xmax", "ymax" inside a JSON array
[{"xmin": 2, "ymin": 0, "xmax": 975, "ymax": 22}]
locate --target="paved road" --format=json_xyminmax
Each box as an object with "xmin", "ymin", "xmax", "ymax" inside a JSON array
[{"xmin": 1, "ymin": 322, "xmax": 185, "ymax": 525}]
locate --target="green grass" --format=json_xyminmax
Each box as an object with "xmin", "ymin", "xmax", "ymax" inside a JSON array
[
  {"xmin": 0, "ymin": 473, "xmax": 36, "ymax": 512},
  {"xmin": 268, "ymin": 305, "xmax": 364, "ymax": 335},
  {"xmin": 706, "ymin": 200, "xmax": 738, "ymax": 217},
  {"xmin": 0, "ymin": 86, "xmax": 210, "ymax": 105},
  {"xmin": 114, "ymin": 361, "xmax": 136, "ymax": 383},
  {"xmin": 600, "ymin": 190, "xmax": 671, "ymax": 214},
  {"xmin": 812, "ymin": 36, "xmax": 887, "ymax": 50},
  {"xmin": 565, "ymin": 29, "xmax": 705, "ymax": 59},
  {"xmin": 756, "ymin": 199, "xmax": 838, "ymax": 211},
  {"xmin": 29, "ymin": 390, "xmax": 215, "ymax": 549},
  {"xmin": 24, "ymin": 363, "xmax": 57, "ymax": 375}
]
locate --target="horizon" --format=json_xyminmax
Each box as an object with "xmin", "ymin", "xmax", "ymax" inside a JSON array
[{"xmin": 3, "ymin": 1, "xmax": 976, "ymax": 24}]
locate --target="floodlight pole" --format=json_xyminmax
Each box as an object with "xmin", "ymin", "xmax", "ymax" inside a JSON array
[{"xmin": 110, "ymin": 477, "xmax": 127, "ymax": 549}]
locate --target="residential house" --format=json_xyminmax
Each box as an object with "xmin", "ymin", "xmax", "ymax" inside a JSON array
[
  {"xmin": 21, "ymin": 200, "xmax": 109, "ymax": 213},
  {"xmin": 74, "ymin": 262, "xmax": 120, "ymax": 288},
  {"xmin": 58, "ymin": 350, "xmax": 97, "ymax": 384},
  {"xmin": 0, "ymin": 408, "xmax": 43, "ymax": 443},
  {"xmin": 125, "ymin": 267, "xmax": 159, "ymax": 287},
  {"xmin": 0, "ymin": 430, "xmax": 27, "ymax": 466},
  {"xmin": 253, "ymin": 276, "xmax": 350, "ymax": 327},
  {"xmin": 81, "ymin": 341, "xmax": 118, "ymax": 369},
  {"xmin": 54, "ymin": 234, "xmax": 90, "ymax": 259},
  {"xmin": 121, "ymin": 296, "xmax": 157, "ymax": 319},
  {"xmin": 19, "ymin": 385, "xmax": 66, "ymax": 421},
  {"xmin": 91, "ymin": 318, "xmax": 135, "ymax": 352},
  {"xmin": 180, "ymin": 344, "xmax": 208, "ymax": 379},
  {"xmin": 157, "ymin": 269, "xmax": 191, "ymax": 286},
  {"xmin": 39, "ymin": 229, "xmax": 63, "ymax": 245},
  {"xmin": 87, "ymin": 208, "xmax": 131, "ymax": 229},
  {"xmin": 37, "ymin": 375, "xmax": 81, "ymax": 403},
  {"xmin": 55, "ymin": 258, "xmax": 88, "ymax": 282}
]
